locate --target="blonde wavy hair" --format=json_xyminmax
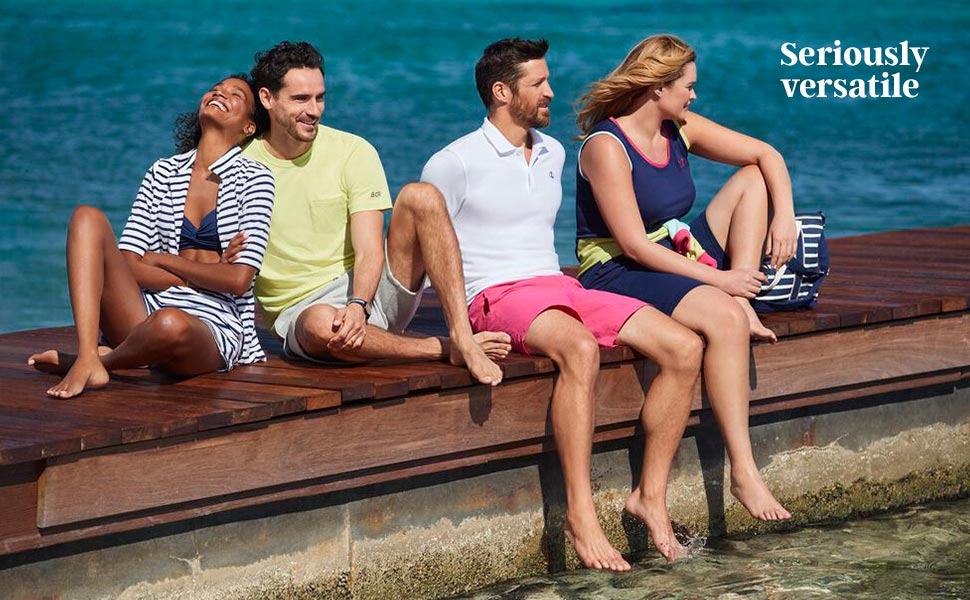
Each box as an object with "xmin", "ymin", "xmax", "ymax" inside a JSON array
[{"xmin": 576, "ymin": 34, "xmax": 696, "ymax": 137}]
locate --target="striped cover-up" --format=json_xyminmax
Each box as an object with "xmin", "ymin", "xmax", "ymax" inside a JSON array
[{"xmin": 118, "ymin": 146, "xmax": 275, "ymax": 367}]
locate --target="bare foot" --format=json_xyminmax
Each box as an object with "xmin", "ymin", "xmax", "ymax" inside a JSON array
[
  {"xmin": 735, "ymin": 297, "xmax": 777, "ymax": 343},
  {"xmin": 564, "ymin": 507, "xmax": 631, "ymax": 572},
  {"xmin": 624, "ymin": 488, "xmax": 688, "ymax": 562},
  {"xmin": 448, "ymin": 332, "xmax": 510, "ymax": 386},
  {"xmin": 28, "ymin": 349, "xmax": 73, "ymax": 375},
  {"xmin": 27, "ymin": 346, "xmax": 111, "ymax": 374},
  {"xmin": 472, "ymin": 331, "xmax": 511, "ymax": 360},
  {"xmin": 730, "ymin": 468, "xmax": 791, "ymax": 521},
  {"xmin": 28, "ymin": 350, "xmax": 110, "ymax": 399}
]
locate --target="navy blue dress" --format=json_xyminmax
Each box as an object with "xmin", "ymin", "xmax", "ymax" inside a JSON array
[{"xmin": 575, "ymin": 118, "xmax": 726, "ymax": 316}]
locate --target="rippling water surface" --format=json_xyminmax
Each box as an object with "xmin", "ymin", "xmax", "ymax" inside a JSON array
[{"xmin": 453, "ymin": 498, "xmax": 970, "ymax": 600}]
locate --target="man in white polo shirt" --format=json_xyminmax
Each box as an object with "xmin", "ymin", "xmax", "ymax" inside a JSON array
[{"xmin": 421, "ymin": 39, "xmax": 704, "ymax": 568}]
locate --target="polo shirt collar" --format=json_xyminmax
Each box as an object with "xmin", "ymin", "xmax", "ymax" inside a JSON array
[
  {"xmin": 174, "ymin": 145, "xmax": 244, "ymax": 176},
  {"xmin": 481, "ymin": 117, "xmax": 549, "ymax": 159}
]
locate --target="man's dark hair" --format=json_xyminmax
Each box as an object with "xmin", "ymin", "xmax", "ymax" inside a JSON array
[
  {"xmin": 474, "ymin": 38, "xmax": 549, "ymax": 109},
  {"xmin": 249, "ymin": 41, "xmax": 323, "ymax": 134},
  {"xmin": 251, "ymin": 41, "xmax": 324, "ymax": 95},
  {"xmin": 173, "ymin": 73, "xmax": 262, "ymax": 154}
]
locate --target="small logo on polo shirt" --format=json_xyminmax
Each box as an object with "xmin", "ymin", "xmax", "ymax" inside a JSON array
[
  {"xmin": 549, "ymin": 171, "xmax": 555, "ymax": 178},
  {"xmin": 678, "ymin": 157, "xmax": 686, "ymax": 169}
]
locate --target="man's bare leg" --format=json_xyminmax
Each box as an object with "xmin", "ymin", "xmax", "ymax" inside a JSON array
[
  {"xmin": 614, "ymin": 306, "xmax": 701, "ymax": 561},
  {"xmin": 704, "ymin": 165, "xmax": 776, "ymax": 342},
  {"xmin": 386, "ymin": 183, "xmax": 508, "ymax": 385},
  {"xmin": 525, "ymin": 309, "xmax": 630, "ymax": 572},
  {"xmin": 295, "ymin": 303, "xmax": 510, "ymax": 364}
]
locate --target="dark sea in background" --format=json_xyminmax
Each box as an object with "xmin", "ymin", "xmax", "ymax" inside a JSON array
[{"xmin": 0, "ymin": 0, "xmax": 967, "ymax": 333}]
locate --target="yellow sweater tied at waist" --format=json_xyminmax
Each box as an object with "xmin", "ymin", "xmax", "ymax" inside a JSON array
[{"xmin": 576, "ymin": 219, "xmax": 718, "ymax": 277}]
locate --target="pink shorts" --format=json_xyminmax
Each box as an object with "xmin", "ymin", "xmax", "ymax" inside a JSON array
[{"xmin": 468, "ymin": 275, "xmax": 648, "ymax": 354}]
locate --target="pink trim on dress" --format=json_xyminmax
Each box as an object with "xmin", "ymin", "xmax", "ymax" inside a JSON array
[{"xmin": 609, "ymin": 117, "xmax": 670, "ymax": 168}]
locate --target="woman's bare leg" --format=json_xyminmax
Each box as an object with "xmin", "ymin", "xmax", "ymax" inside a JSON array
[
  {"xmin": 29, "ymin": 205, "xmax": 225, "ymax": 394},
  {"xmin": 28, "ymin": 205, "xmax": 148, "ymax": 398},
  {"xmin": 672, "ymin": 286, "xmax": 791, "ymax": 521},
  {"xmin": 704, "ymin": 165, "xmax": 776, "ymax": 342},
  {"xmin": 101, "ymin": 307, "xmax": 225, "ymax": 376}
]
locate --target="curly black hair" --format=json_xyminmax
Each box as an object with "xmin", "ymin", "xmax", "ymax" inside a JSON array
[
  {"xmin": 173, "ymin": 73, "xmax": 262, "ymax": 154},
  {"xmin": 251, "ymin": 42, "xmax": 321, "ymax": 134},
  {"xmin": 251, "ymin": 41, "xmax": 324, "ymax": 95}
]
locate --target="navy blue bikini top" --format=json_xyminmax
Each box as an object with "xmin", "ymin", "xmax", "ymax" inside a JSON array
[{"xmin": 179, "ymin": 209, "xmax": 220, "ymax": 252}]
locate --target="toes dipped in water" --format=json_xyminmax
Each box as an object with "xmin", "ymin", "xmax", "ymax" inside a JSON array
[
  {"xmin": 565, "ymin": 509, "xmax": 632, "ymax": 572},
  {"xmin": 624, "ymin": 488, "xmax": 688, "ymax": 562}
]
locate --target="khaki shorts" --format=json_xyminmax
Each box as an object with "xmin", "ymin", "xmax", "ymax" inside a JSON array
[{"xmin": 274, "ymin": 245, "xmax": 428, "ymax": 363}]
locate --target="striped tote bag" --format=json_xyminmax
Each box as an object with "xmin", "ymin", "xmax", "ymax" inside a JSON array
[{"xmin": 753, "ymin": 212, "xmax": 829, "ymax": 312}]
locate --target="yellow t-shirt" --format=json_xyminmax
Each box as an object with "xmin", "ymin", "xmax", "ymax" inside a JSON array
[{"xmin": 242, "ymin": 125, "xmax": 392, "ymax": 327}]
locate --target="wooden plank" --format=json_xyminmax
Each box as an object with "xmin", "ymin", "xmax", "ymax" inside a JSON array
[
  {"xmin": 748, "ymin": 369, "xmax": 965, "ymax": 417},
  {"xmin": 835, "ymin": 231, "xmax": 970, "ymax": 250},
  {"xmin": 174, "ymin": 378, "xmax": 331, "ymax": 414},
  {"xmin": 0, "ymin": 367, "xmax": 299, "ymax": 465},
  {"xmin": 498, "ymin": 355, "xmax": 555, "ymax": 379},
  {"xmin": 754, "ymin": 312, "xmax": 802, "ymax": 336},
  {"xmin": 372, "ymin": 361, "xmax": 474, "ymax": 389},
  {"xmin": 0, "ymin": 393, "xmax": 168, "ymax": 445},
  {"xmin": 599, "ymin": 346, "xmax": 637, "ymax": 364},
  {"xmin": 812, "ymin": 300, "xmax": 895, "ymax": 326},
  {"xmin": 832, "ymin": 231, "xmax": 970, "ymax": 251},
  {"xmin": 0, "ymin": 413, "xmax": 85, "ymax": 463},
  {"xmin": 0, "ymin": 370, "xmax": 199, "ymax": 446},
  {"xmin": 749, "ymin": 313, "xmax": 970, "ymax": 401},
  {"xmin": 0, "ymin": 462, "xmax": 41, "ymax": 539},
  {"xmin": 830, "ymin": 255, "xmax": 970, "ymax": 280},
  {"xmin": 206, "ymin": 364, "xmax": 380, "ymax": 402},
  {"xmin": 823, "ymin": 274, "xmax": 970, "ymax": 313},
  {"xmin": 815, "ymin": 290, "xmax": 922, "ymax": 319}
]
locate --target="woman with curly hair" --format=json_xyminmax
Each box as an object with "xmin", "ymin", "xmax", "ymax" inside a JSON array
[
  {"xmin": 29, "ymin": 75, "xmax": 274, "ymax": 398},
  {"xmin": 574, "ymin": 35, "xmax": 794, "ymax": 521}
]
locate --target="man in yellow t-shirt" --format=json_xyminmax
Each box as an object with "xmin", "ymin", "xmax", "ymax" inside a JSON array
[{"xmin": 242, "ymin": 41, "xmax": 508, "ymax": 385}]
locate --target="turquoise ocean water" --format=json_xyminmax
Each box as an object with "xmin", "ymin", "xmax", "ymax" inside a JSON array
[{"xmin": 0, "ymin": 0, "xmax": 967, "ymax": 333}]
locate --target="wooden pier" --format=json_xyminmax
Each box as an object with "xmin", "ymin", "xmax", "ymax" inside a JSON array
[{"xmin": 0, "ymin": 226, "xmax": 968, "ymax": 597}]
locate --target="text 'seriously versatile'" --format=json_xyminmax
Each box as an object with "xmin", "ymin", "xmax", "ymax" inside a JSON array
[{"xmin": 780, "ymin": 40, "xmax": 928, "ymax": 98}]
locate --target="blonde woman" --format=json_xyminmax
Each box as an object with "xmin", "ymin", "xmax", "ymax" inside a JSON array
[{"xmin": 574, "ymin": 34, "xmax": 793, "ymax": 521}]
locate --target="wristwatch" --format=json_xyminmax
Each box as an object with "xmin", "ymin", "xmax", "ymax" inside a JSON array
[{"xmin": 347, "ymin": 297, "xmax": 371, "ymax": 319}]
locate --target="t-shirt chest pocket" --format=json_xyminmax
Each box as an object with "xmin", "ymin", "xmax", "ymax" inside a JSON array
[{"xmin": 309, "ymin": 192, "xmax": 349, "ymax": 227}]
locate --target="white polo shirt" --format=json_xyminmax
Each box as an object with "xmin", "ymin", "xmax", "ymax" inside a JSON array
[{"xmin": 421, "ymin": 117, "xmax": 564, "ymax": 303}]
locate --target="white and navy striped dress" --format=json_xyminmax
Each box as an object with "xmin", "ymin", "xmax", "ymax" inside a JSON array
[{"xmin": 118, "ymin": 146, "xmax": 275, "ymax": 368}]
